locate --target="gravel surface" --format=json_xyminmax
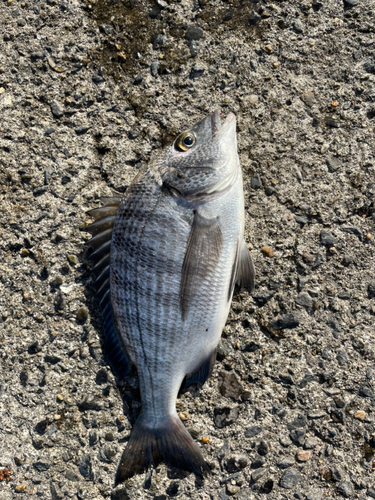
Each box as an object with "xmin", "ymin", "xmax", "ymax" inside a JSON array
[{"xmin": 1, "ymin": 0, "xmax": 375, "ymax": 499}]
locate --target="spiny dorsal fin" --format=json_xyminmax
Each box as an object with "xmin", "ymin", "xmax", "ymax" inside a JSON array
[{"xmin": 86, "ymin": 196, "xmax": 131, "ymax": 379}]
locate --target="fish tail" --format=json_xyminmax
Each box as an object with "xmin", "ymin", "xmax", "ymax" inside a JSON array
[{"xmin": 115, "ymin": 413, "xmax": 209, "ymax": 484}]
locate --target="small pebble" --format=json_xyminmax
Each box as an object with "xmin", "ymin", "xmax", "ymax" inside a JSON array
[
  {"xmin": 354, "ymin": 410, "xmax": 365, "ymax": 420},
  {"xmin": 67, "ymin": 254, "xmax": 78, "ymax": 265},
  {"xmin": 296, "ymin": 450, "xmax": 311, "ymax": 462},
  {"xmin": 50, "ymin": 100, "xmax": 64, "ymax": 118},
  {"xmin": 261, "ymin": 246, "xmax": 275, "ymax": 257},
  {"xmin": 251, "ymin": 173, "xmax": 262, "ymax": 189},
  {"xmin": 320, "ymin": 230, "xmax": 338, "ymax": 246},
  {"xmin": 337, "ymin": 480, "xmax": 354, "ymax": 498},
  {"xmin": 366, "ymin": 233, "xmax": 371, "ymax": 240},
  {"xmin": 77, "ymin": 307, "xmax": 89, "ymax": 322},
  {"xmin": 185, "ymin": 25, "xmax": 203, "ymax": 41},
  {"xmin": 15, "ymin": 485, "xmax": 27, "ymax": 493},
  {"xmin": 280, "ymin": 469, "xmax": 301, "ymax": 489},
  {"xmin": 227, "ymin": 484, "xmax": 239, "ymax": 495},
  {"xmin": 293, "ymin": 19, "xmax": 303, "ymax": 33},
  {"xmin": 201, "ymin": 436, "xmax": 209, "ymax": 443}
]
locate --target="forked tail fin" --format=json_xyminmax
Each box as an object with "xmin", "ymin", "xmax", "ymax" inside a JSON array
[{"xmin": 115, "ymin": 413, "xmax": 209, "ymax": 484}]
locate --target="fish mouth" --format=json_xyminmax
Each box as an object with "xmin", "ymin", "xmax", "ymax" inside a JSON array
[{"xmin": 210, "ymin": 109, "xmax": 236, "ymax": 136}]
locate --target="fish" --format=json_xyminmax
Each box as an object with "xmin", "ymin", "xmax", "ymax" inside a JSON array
[{"xmin": 85, "ymin": 109, "xmax": 255, "ymax": 483}]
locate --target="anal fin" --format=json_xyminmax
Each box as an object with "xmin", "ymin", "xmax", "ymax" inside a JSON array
[{"xmin": 181, "ymin": 348, "xmax": 217, "ymax": 390}]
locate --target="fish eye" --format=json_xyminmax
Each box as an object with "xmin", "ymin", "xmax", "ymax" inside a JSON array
[{"xmin": 175, "ymin": 132, "xmax": 196, "ymax": 151}]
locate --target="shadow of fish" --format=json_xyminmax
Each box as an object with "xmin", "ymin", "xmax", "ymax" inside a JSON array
[{"xmin": 85, "ymin": 109, "xmax": 255, "ymax": 483}]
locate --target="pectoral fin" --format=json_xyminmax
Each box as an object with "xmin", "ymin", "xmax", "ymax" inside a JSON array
[
  {"xmin": 180, "ymin": 211, "xmax": 223, "ymax": 321},
  {"xmin": 236, "ymin": 240, "xmax": 255, "ymax": 291},
  {"xmin": 228, "ymin": 239, "xmax": 256, "ymax": 300}
]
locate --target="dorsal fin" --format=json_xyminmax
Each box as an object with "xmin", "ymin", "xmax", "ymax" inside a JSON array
[{"xmin": 86, "ymin": 196, "xmax": 131, "ymax": 379}]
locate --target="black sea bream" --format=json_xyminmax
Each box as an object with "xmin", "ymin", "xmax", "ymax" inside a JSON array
[{"xmin": 86, "ymin": 110, "xmax": 255, "ymax": 483}]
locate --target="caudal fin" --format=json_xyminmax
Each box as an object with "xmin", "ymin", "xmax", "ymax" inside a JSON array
[{"xmin": 115, "ymin": 413, "xmax": 209, "ymax": 484}]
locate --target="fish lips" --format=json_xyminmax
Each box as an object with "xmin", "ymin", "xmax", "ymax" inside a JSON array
[
  {"xmin": 210, "ymin": 109, "xmax": 236, "ymax": 136},
  {"xmin": 188, "ymin": 110, "xmax": 236, "ymax": 143}
]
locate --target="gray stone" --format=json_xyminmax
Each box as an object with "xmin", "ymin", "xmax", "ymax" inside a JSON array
[
  {"xmin": 306, "ymin": 493, "xmax": 322, "ymax": 500},
  {"xmin": 245, "ymin": 425, "xmax": 262, "ymax": 438},
  {"xmin": 367, "ymin": 283, "xmax": 375, "ymax": 298},
  {"xmin": 336, "ymin": 349, "xmax": 348, "ymax": 366},
  {"xmin": 185, "ymin": 26, "xmax": 203, "ymax": 41},
  {"xmin": 33, "ymin": 459, "xmax": 50, "ymax": 472},
  {"xmin": 289, "ymin": 429, "xmax": 306, "ymax": 446},
  {"xmin": 304, "ymin": 437, "xmax": 319, "ymax": 449},
  {"xmin": 44, "ymin": 127, "xmax": 55, "ymax": 136},
  {"xmin": 258, "ymin": 440, "xmax": 268, "ymax": 456},
  {"xmin": 153, "ymin": 34, "xmax": 167, "ymax": 50},
  {"xmin": 249, "ymin": 12, "xmax": 261, "ymax": 25},
  {"xmin": 287, "ymin": 414, "xmax": 307, "ymax": 430},
  {"xmin": 65, "ymin": 468, "xmax": 81, "ymax": 481},
  {"xmin": 251, "ymin": 455, "xmax": 265, "ymax": 469},
  {"xmin": 312, "ymin": 253, "xmax": 325, "ymax": 269},
  {"xmin": 226, "ymin": 454, "xmax": 248, "ymax": 473},
  {"xmin": 341, "ymin": 226, "xmax": 361, "ymax": 239},
  {"xmin": 214, "ymin": 406, "xmax": 239, "ymax": 428},
  {"xmin": 293, "ymin": 19, "xmax": 303, "ymax": 33},
  {"xmin": 50, "ymin": 100, "xmax": 64, "ymax": 118},
  {"xmin": 150, "ymin": 61, "xmax": 160, "ymax": 76},
  {"xmin": 190, "ymin": 64, "xmax": 205, "ymax": 79},
  {"xmin": 295, "ymin": 292, "xmax": 313, "ymax": 308},
  {"xmin": 278, "ymin": 457, "xmax": 295, "ymax": 469},
  {"xmin": 219, "ymin": 371, "xmax": 243, "ymax": 399},
  {"xmin": 337, "ymin": 481, "xmax": 354, "ymax": 498},
  {"xmin": 344, "ymin": 0, "xmax": 358, "ymax": 6},
  {"xmin": 279, "ymin": 469, "xmax": 301, "ymax": 489},
  {"xmin": 363, "ymin": 59, "xmax": 375, "ymax": 74},
  {"xmin": 358, "ymin": 384, "xmax": 373, "ymax": 398},
  {"xmin": 326, "ymin": 156, "xmax": 341, "ymax": 172},
  {"xmin": 307, "ymin": 410, "xmax": 326, "ymax": 420},
  {"xmin": 367, "ymin": 489, "xmax": 375, "ymax": 499},
  {"xmin": 320, "ymin": 230, "xmax": 338, "ymax": 246},
  {"xmin": 330, "ymin": 465, "xmax": 345, "ymax": 482},
  {"xmin": 251, "ymin": 468, "xmax": 266, "ymax": 483},
  {"xmin": 272, "ymin": 312, "xmax": 301, "ymax": 330},
  {"xmin": 295, "ymin": 215, "xmax": 308, "ymax": 225},
  {"xmin": 189, "ymin": 40, "xmax": 200, "ymax": 57},
  {"xmin": 75, "ymin": 126, "xmax": 90, "ymax": 135},
  {"xmin": 50, "ymin": 482, "xmax": 64, "ymax": 500},
  {"xmin": 79, "ymin": 454, "xmax": 93, "ymax": 479},
  {"xmin": 111, "ymin": 488, "xmax": 130, "ymax": 500},
  {"xmin": 251, "ymin": 173, "xmax": 262, "ymax": 189}
]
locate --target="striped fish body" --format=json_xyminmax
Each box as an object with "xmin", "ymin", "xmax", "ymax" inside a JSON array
[
  {"xmin": 111, "ymin": 165, "xmax": 243, "ymax": 416},
  {"xmin": 87, "ymin": 110, "xmax": 255, "ymax": 482}
]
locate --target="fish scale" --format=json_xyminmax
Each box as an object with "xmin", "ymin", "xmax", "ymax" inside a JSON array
[{"xmin": 86, "ymin": 110, "xmax": 255, "ymax": 482}]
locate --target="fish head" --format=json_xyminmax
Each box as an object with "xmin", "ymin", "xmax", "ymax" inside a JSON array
[{"xmin": 161, "ymin": 110, "xmax": 240, "ymax": 201}]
